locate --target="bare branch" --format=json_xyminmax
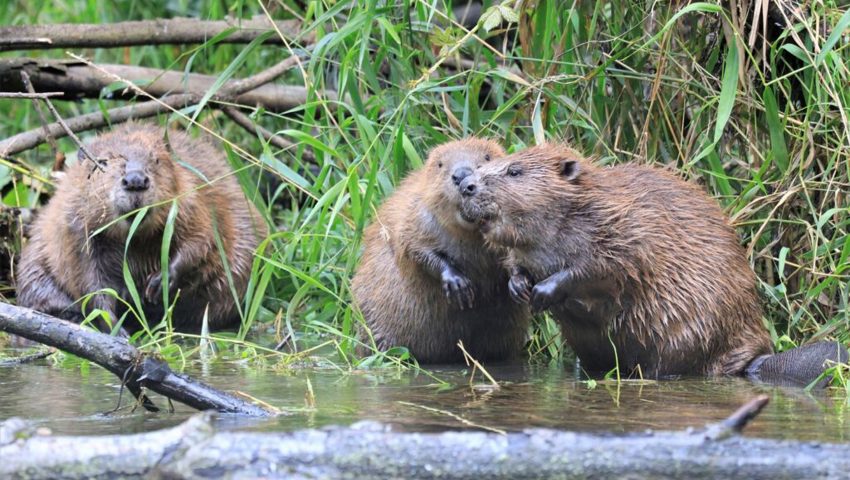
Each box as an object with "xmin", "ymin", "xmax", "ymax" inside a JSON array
[
  {"xmin": 220, "ymin": 47, "xmax": 313, "ymax": 97},
  {"xmin": 0, "ymin": 16, "xmax": 306, "ymax": 52},
  {"xmin": 0, "ymin": 91, "xmax": 63, "ymax": 99},
  {"xmin": 0, "ymin": 94, "xmax": 196, "ymax": 157},
  {"xmin": 0, "ymin": 57, "xmax": 333, "ymax": 112}
]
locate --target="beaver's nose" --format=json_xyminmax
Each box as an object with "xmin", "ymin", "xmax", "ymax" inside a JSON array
[
  {"xmin": 451, "ymin": 166, "xmax": 472, "ymax": 186},
  {"xmin": 122, "ymin": 171, "xmax": 150, "ymax": 191},
  {"xmin": 459, "ymin": 176, "xmax": 477, "ymax": 197}
]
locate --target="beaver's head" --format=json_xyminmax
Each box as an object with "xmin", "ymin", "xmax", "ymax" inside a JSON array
[
  {"xmin": 458, "ymin": 144, "xmax": 587, "ymax": 248},
  {"xmin": 424, "ymin": 138, "xmax": 505, "ymax": 231},
  {"xmin": 81, "ymin": 126, "xmax": 179, "ymax": 233}
]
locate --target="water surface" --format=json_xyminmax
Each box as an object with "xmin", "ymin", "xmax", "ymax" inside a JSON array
[{"xmin": 1, "ymin": 352, "xmax": 848, "ymax": 442}]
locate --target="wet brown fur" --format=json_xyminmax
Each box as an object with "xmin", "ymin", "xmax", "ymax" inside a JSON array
[
  {"xmin": 16, "ymin": 122, "xmax": 268, "ymax": 332},
  {"xmin": 351, "ymin": 139, "xmax": 530, "ymax": 363},
  {"xmin": 463, "ymin": 143, "xmax": 772, "ymax": 377}
]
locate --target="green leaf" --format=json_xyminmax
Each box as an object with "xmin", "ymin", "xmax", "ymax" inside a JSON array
[
  {"xmin": 259, "ymin": 151, "xmax": 310, "ymax": 190},
  {"xmin": 190, "ymin": 30, "xmax": 275, "ymax": 123},
  {"xmin": 762, "ymin": 86, "xmax": 789, "ymax": 173},
  {"xmin": 778, "ymin": 246, "xmax": 790, "ymax": 280},
  {"xmin": 531, "ymin": 93, "xmax": 546, "ymax": 145},
  {"xmin": 277, "ymin": 129, "xmax": 340, "ymax": 157},
  {"xmin": 815, "ymin": 8, "xmax": 850, "ymax": 66},
  {"xmin": 481, "ymin": 7, "xmax": 502, "ymax": 32},
  {"xmin": 122, "ymin": 207, "xmax": 150, "ymax": 329},
  {"xmin": 713, "ymin": 45, "xmax": 739, "ymax": 145},
  {"xmin": 499, "ymin": 5, "xmax": 519, "ymax": 24},
  {"xmin": 816, "ymin": 207, "xmax": 846, "ymax": 233},
  {"xmin": 692, "ymin": 43, "xmax": 739, "ymax": 185},
  {"xmin": 376, "ymin": 16, "xmax": 401, "ymax": 45},
  {"xmin": 160, "ymin": 201, "xmax": 179, "ymax": 308},
  {"xmin": 490, "ymin": 67, "xmax": 531, "ymax": 88},
  {"xmin": 401, "ymin": 132, "xmax": 423, "ymax": 168}
]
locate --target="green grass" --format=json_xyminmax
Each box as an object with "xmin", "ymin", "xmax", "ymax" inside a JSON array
[{"xmin": 0, "ymin": 0, "xmax": 849, "ymax": 380}]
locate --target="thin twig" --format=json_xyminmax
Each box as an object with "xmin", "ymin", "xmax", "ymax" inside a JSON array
[
  {"xmin": 220, "ymin": 47, "xmax": 313, "ymax": 97},
  {"xmin": 20, "ymin": 71, "xmax": 63, "ymax": 169},
  {"xmin": 0, "ymin": 91, "xmax": 63, "ymax": 99},
  {"xmin": 457, "ymin": 340, "xmax": 500, "ymax": 390},
  {"xmin": 221, "ymin": 105, "xmax": 315, "ymax": 162},
  {"xmin": 34, "ymin": 82, "xmax": 104, "ymax": 171},
  {"xmin": 704, "ymin": 394, "xmax": 770, "ymax": 440},
  {"xmin": 397, "ymin": 401, "xmax": 506, "ymax": 435}
]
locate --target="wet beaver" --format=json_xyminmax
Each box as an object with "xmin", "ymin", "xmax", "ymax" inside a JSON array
[
  {"xmin": 351, "ymin": 138, "xmax": 530, "ymax": 363},
  {"xmin": 459, "ymin": 143, "xmax": 846, "ymax": 382},
  {"xmin": 16, "ymin": 122, "xmax": 267, "ymax": 333}
]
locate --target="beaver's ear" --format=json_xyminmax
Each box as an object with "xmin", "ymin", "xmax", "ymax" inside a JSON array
[{"xmin": 559, "ymin": 159, "xmax": 580, "ymax": 181}]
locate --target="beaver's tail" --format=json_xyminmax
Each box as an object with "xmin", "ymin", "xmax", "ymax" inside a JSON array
[{"xmin": 746, "ymin": 341, "xmax": 849, "ymax": 388}]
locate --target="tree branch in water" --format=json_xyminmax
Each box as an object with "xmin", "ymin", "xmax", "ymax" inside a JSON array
[{"xmin": 0, "ymin": 302, "xmax": 271, "ymax": 416}]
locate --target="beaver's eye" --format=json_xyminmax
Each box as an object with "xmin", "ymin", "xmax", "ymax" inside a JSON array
[
  {"xmin": 437, "ymin": 161, "xmax": 443, "ymax": 168},
  {"xmin": 507, "ymin": 165, "xmax": 522, "ymax": 177},
  {"xmin": 484, "ymin": 154, "xmax": 491, "ymax": 162}
]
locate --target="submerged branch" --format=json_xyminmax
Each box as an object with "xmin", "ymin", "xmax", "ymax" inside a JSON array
[
  {"xmin": 0, "ymin": 17, "xmax": 305, "ymax": 52},
  {"xmin": 0, "ymin": 348, "xmax": 54, "ymax": 366},
  {"xmin": 0, "ymin": 302, "xmax": 271, "ymax": 416},
  {"xmin": 3, "ymin": 396, "xmax": 850, "ymax": 479}
]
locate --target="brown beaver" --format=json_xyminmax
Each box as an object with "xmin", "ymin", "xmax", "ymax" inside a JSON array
[
  {"xmin": 351, "ymin": 138, "xmax": 530, "ymax": 363},
  {"xmin": 459, "ymin": 143, "xmax": 847, "ymax": 382},
  {"xmin": 16, "ymin": 122, "xmax": 267, "ymax": 333}
]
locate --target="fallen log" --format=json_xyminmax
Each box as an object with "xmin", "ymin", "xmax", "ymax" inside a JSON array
[
  {"xmin": 0, "ymin": 57, "xmax": 333, "ymax": 112},
  {"xmin": 0, "ymin": 51, "xmax": 321, "ymax": 158},
  {"xmin": 0, "ymin": 16, "xmax": 305, "ymax": 52},
  {"xmin": 2, "ymin": 396, "xmax": 849, "ymax": 479},
  {"xmin": 0, "ymin": 302, "xmax": 271, "ymax": 416}
]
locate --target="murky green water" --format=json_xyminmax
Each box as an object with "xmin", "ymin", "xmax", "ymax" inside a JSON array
[{"xmin": 1, "ymin": 350, "xmax": 848, "ymax": 442}]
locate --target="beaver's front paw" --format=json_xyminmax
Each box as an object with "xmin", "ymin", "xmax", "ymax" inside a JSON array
[
  {"xmin": 530, "ymin": 278, "xmax": 566, "ymax": 313},
  {"xmin": 442, "ymin": 270, "xmax": 475, "ymax": 310},
  {"xmin": 144, "ymin": 271, "xmax": 176, "ymax": 304},
  {"xmin": 508, "ymin": 273, "xmax": 532, "ymax": 304}
]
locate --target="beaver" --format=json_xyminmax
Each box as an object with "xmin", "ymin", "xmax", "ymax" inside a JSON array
[
  {"xmin": 351, "ymin": 138, "xmax": 531, "ymax": 363},
  {"xmin": 459, "ymin": 143, "xmax": 847, "ymax": 383},
  {"xmin": 16, "ymin": 122, "xmax": 267, "ymax": 333}
]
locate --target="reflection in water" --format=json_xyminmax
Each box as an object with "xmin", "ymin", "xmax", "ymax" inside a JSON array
[{"xmin": 0, "ymin": 355, "xmax": 848, "ymax": 442}]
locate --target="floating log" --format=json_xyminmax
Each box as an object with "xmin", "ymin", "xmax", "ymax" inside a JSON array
[{"xmin": 2, "ymin": 395, "xmax": 850, "ymax": 479}]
